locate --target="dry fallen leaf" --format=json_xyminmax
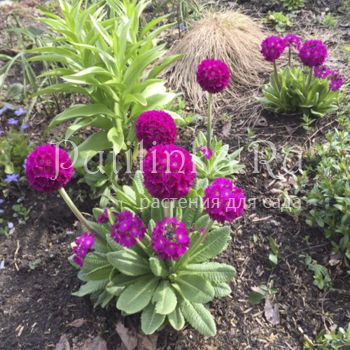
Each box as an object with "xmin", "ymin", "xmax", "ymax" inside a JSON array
[
  {"xmin": 55, "ymin": 334, "xmax": 70, "ymax": 350},
  {"xmin": 67, "ymin": 319, "xmax": 86, "ymax": 328},
  {"xmin": 116, "ymin": 322, "xmax": 137, "ymax": 350},
  {"xmin": 80, "ymin": 336, "xmax": 107, "ymax": 350},
  {"xmin": 264, "ymin": 298, "xmax": 280, "ymax": 326}
]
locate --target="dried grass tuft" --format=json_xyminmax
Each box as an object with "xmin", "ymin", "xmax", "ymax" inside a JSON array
[{"xmin": 166, "ymin": 11, "xmax": 271, "ymax": 112}]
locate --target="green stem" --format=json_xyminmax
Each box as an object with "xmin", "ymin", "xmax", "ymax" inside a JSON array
[
  {"xmin": 273, "ymin": 61, "xmax": 281, "ymax": 90},
  {"xmin": 58, "ymin": 188, "xmax": 94, "ymax": 232},
  {"xmin": 288, "ymin": 48, "xmax": 292, "ymax": 67},
  {"xmin": 163, "ymin": 200, "xmax": 174, "ymax": 218},
  {"xmin": 207, "ymin": 93, "xmax": 213, "ymax": 150}
]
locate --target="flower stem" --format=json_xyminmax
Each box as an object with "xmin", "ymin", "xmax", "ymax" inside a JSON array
[
  {"xmin": 58, "ymin": 188, "xmax": 94, "ymax": 232},
  {"xmin": 207, "ymin": 93, "xmax": 213, "ymax": 149},
  {"xmin": 288, "ymin": 48, "xmax": 292, "ymax": 67},
  {"xmin": 163, "ymin": 200, "xmax": 174, "ymax": 218},
  {"xmin": 273, "ymin": 61, "xmax": 281, "ymax": 90}
]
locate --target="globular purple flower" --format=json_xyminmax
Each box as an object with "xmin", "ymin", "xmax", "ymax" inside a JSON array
[
  {"xmin": 299, "ymin": 40, "xmax": 328, "ymax": 67},
  {"xmin": 25, "ymin": 144, "xmax": 74, "ymax": 193},
  {"xmin": 314, "ymin": 65, "xmax": 332, "ymax": 79},
  {"xmin": 0, "ymin": 104, "xmax": 9, "ymax": 116},
  {"xmin": 197, "ymin": 146, "xmax": 213, "ymax": 160},
  {"xmin": 72, "ymin": 232, "xmax": 96, "ymax": 267},
  {"xmin": 261, "ymin": 36, "xmax": 286, "ymax": 62},
  {"xmin": 20, "ymin": 124, "xmax": 30, "ymax": 131},
  {"xmin": 204, "ymin": 178, "xmax": 245, "ymax": 224},
  {"xmin": 97, "ymin": 209, "xmax": 109, "ymax": 224},
  {"xmin": 196, "ymin": 59, "xmax": 231, "ymax": 93},
  {"xmin": 4, "ymin": 174, "xmax": 19, "ymax": 184},
  {"xmin": 143, "ymin": 144, "xmax": 196, "ymax": 200},
  {"xmin": 7, "ymin": 118, "xmax": 19, "ymax": 126},
  {"xmin": 328, "ymin": 71, "xmax": 344, "ymax": 91},
  {"xmin": 14, "ymin": 107, "xmax": 27, "ymax": 117},
  {"xmin": 111, "ymin": 211, "xmax": 146, "ymax": 248},
  {"xmin": 152, "ymin": 217, "xmax": 190, "ymax": 260},
  {"xmin": 136, "ymin": 110, "xmax": 177, "ymax": 150},
  {"xmin": 284, "ymin": 34, "xmax": 302, "ymax": 51}
]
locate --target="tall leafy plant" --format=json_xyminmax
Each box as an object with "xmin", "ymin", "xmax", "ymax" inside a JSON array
[{"xmin": 29, "ymin": 0, "xmax": 181, "ymax": 187}]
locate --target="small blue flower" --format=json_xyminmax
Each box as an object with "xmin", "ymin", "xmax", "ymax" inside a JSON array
[
  {"xmin": 179, "ymin": 23, "xmax": 186, "ymax": 32},
  {"xmin": 4, "ymin": 174, "xmax": 19, "ymax": 183},
  {"xmin": 0, "ymin": 104, "xmax": 9, "ymax": 116},
  {"xmin": 0, "ymin": 199, "xmax": 4, "ymax": 205},
  {"xmin": 8, "ymin": 222, "xmax": 14, "ymax": 230},
  {"xmin": 0, "ymin": 209, "xmax": 4, "ymax": 215},
  {"xmin": 14, "ymin": 107, "xmax": 27, "ymax": 117},
  {"xmin": 20, "ymin": 124, "xmax": 29, "ymax": 131},
  {"xmin": 7, "ymin": 118, "xmax": 19, "ymax": 126}
]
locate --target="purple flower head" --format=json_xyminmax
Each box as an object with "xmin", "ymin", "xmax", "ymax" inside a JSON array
[
  {"xmin": 284, "ymin": 34, "xmax": 302, "ymax": 51},
  {"xmin": 152, "ymin": 217, "xmax": 190, "ymax": 260},
  {"xmin": 7, "ymin": 118, "xmax": 19, "ymax": 126},
  {"xmin": 299, "ymin": 40, "xmax": 328, "ymax": 67},
  {"xmin": 4, "ymin": 173, "xmax": 19, "ymax": 184},
  {"xmin": 197, "ymin": 146, "xmax": 213, "ymax": 160},
  {"xmin": 328, "ymin": 71, "xmax": 344, "ymax": 91},
  {"xmin": 0, "ymin": 104, "xmax": 9, "ymax": 116},
  {"xmin": 97, "ymin": 209, "xmax": 109, "ymax": 224},
  {"xmin": 261, "ymin": 36, "xmax": 286, "ymax": 62},
  {"xmin": 204, "ymin": 178, "xmax": 245, "ymax": 224},
  {"xmin": 143, "ymin": 144, "xmax": 196, "ymax": 200},
  {"xmin": 25, "ymin": 144, "xmax": 74, "ymax": 193},
  {"xmin": 111, "ymin": 211, "xmax": 146, "ymax": 248},
  {"xmin": 72, "ymin": 232, "xmax": 95, "ymax": 267},
  {"xmin": 14, "ymin": 107, "xmax": 27, "ymax": 117},
  {"xmin": 136, "ymin": 111, "xmax": 177, "ymax": 150},
  {"xmin": 314, "ymin": 65, "xmax": 332, "ymax": 79},
  {"xmin": 196, "ymin": 59, "xmax": 230, "ymax": 93}
]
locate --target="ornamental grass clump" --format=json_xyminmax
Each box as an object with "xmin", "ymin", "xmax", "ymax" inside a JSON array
[
  {"xmin": 166, "ymin": 11, "xmax": 269, "ymax": 110},
  {"xmin": 259, "ymin": 34, "xmax": 344, "ymax": 122}
]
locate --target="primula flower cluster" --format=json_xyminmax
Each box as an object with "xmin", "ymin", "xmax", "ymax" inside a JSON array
[
  {"xmin": 197, "ymin": 146, "xmax": 213, "ymax": 160},
  {"xmin": 143, "ymin": 144, "xmax": 196, "ymax": 200},
  {"xmin": 25, "ymin": 144, "xmax": 74, "ymax": 192},
  {"xmin": 261, "ymin": 36, "xmax": 286, "ymax": 62},
  {"xmin": 151, "ymin": 217, "xmax": 190, "ymax": 260},
  {"xmin": 72, "ymin": 232, "xmax": 95, "ymax": 267},
  {"xmin": 135, "ymin": 110, "xmax": 177, "ymax": 150},
  {"xmin": 284, "ymin": 34, "xmax": 302, "ymax": 51},
  {"xmin": 204, "ymin": 178, "xmax": 245, "ymax": 224},
  {"xmin": 196, "ymin": 59, "xmax": 230, "ymax": 93},
  {"xmin": 111, "ymin": 211, "xmax": 146, "ymax": 248},
  {"xmin": 299, "ymin": 40, "xmax": 328, "ymax": 67}
]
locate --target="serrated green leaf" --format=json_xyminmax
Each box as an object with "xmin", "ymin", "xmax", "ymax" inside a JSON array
[
  {"xmin": 183, "ymin": 263, "xmax": 236, "ymax": 284},
  {"xmin": 181, "ymin": 300, "xmax": 216, "ymax": 337},
  {"xmin": 72, "ymin": 280, "xmax": 108, "ymax": 297},
  {"xmin": 117, "ymin": 276, "xmax": 159, "ymax": 314},
  {"xmin": 174, "ymin": 275, "xmax": 215, "ymax": 303},
  {"xmin": 141, "ymin": 302, "xmax": 166, "ymax": 335},
  {"xmin": 212, "ymin": 283, "xmax": 232, "ymax": 297},
  {"xmin": 167, "ymin": 307, "xmax": 185, "ymax": 331},
  {"xmin": 107, "ymin": 250, "xmax": 150, "ymax": 276},
  {"xmin": 149, "ymin": 257, "xmax": 167, "ymax": 277},
  {"xmin": 152, "ymin": 281, "xmax": 177, "ymax": 315}
]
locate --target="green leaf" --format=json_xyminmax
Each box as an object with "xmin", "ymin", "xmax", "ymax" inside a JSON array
[
  {"xmin": 212, "ymin": 283, "xmax": 231, "ymax": 297},
  {"xmin": 72, "ymin": 280, "xmax": 108, "ymax": 297},
  {"xmin": 183, "ymin": 263, "xmax": 236, "ymax": 284},
  {"xmin": 149, "ymin": 257, "xmax": 167, "ymax": 277},
  {"xmin": 117, "ymin": 276, "xmax": 159, "ymax": 314},
  {"xmin": 107, "ymin": 250, "xmax": 150, "ymax": 276},
  {"xmin": 141, "ymin": 302, "xmax": 166, "ymax": 335},
  {"xmin": 189, "ymin": 227, "xmax": 231, "ymax": 263},
  {"xmin": 107, "ymin": 124, "xmax": 125, "ymax": 155},
  {"xmin": 85, "ymin": 265, "xmax": 113, "ymax": 280},
  {"xmin": 167, "ymin": 307, "xmax": 185, "ymax": 331},
  {"xmin": 181, "ymin": 300, "xmax": 216, "ymax": 337},
  {"xmin": 152, "ymin": 281, "xmax": 177, "ymax": 315},
  {"xmin": 49, "ymin": 104, "xmax": 114, "ymax": 128},
  {"xmin": 174, "ymin": 275, "xmax": 215, "ymax": 303}
]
